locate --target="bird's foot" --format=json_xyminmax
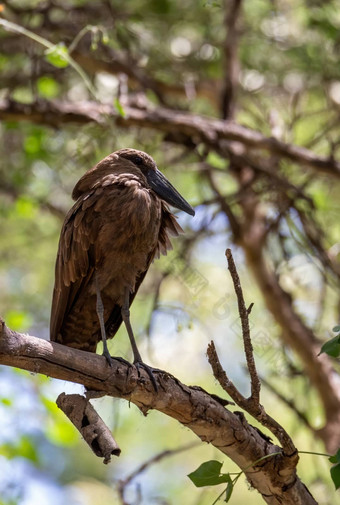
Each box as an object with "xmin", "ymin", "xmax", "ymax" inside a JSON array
[
  {"xmin": 102, "ymin": 350, "xmax": 131, "ymax": 368},
  {"xmin": 134, "ymin": 360, "xmax": 158, "ymax": 392},
  {"xmin": 102, "ymin": 347, "xmax": 114, "ymax": 367}
]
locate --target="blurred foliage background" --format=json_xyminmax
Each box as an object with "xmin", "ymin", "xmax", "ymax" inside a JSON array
[{"xmin": 0, "ymin": 0, "xmax": 340, "ymax": 504}]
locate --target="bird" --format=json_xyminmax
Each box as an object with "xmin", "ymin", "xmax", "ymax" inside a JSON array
[{"xmin": 50, "ymin": 148, "xmax": 195, "ymax": 385}]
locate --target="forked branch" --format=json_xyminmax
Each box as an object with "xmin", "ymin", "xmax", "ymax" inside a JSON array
[{"xmin": 207, "ymin": 249, "xmax": 296, "ymax": 455}]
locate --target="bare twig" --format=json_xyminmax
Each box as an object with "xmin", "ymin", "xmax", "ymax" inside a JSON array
[
  {"xmin": 207, "ymin": 250, "xmax": 297, "ymax": 455},
  {"xmin": 241, "ymin": 222, "xmax": 340, "ymax": 452},
  {"xmin": 207, "ymin": 341, "xmax": 296, "ymax": 455},
  {"xmin": 260, "ymin": 376, "xmax": 315, "ymax": 433},
  {"xmin": 118, "ymin": 442, "xmax": 198, "ymax": 504},
  {"xmin": 203, "ymin": 165, "xmax": 241, "ymax": 241},
  {"xmin": 225, "ymin": 248, "xmax": 261, "ymax": 403},
  {"xmin": 145, "ymin": 273, "xmax": 169, "ymax": 340}
]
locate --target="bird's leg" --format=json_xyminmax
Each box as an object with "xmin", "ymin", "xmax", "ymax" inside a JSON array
[
  {"xmin": 121, "ymin": 288, "xmax": 142, "ymax": 363},
  {"xmin": 95, "ymin": 272, "xmax": 113, "ymax": 367},
  {"xmin": 121, "ymin": 287, "xmax": 158, "ymax": 391}
]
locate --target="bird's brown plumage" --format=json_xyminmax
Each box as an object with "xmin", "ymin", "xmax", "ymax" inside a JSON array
[{"xmin": 50, "ymin": 149, "xmax": 193, "ymax": 355}]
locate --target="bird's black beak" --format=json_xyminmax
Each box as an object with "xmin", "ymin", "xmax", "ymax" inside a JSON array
[{"xmin": 147, "ymin": 168, "xmax": 195, "ymax": 216}]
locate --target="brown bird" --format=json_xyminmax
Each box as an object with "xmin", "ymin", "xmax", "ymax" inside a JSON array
[{"xmin": 50, "ymin": 148, "xmax": 195, "ymax": 383}]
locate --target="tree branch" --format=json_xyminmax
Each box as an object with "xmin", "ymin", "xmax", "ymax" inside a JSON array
[
  {"xmin": 118, "ymin": 442, "xmax": 198, "ymax": 504},
  {"xmin": 260, "ymin": 376, "xmax": 315, "ymax": 433},
  {"xmin": 225, "ymin": 248, "xmax": 261, "ymax": 403},
  {"xmin": 0, "ymin": 318, "xmax": 316, "ymax": 505},
  {"xmin": 0, "ymin": 98, "xmax": 339, "ymax": 177},
  {"xmin": 240, "ymin": 218, "xmax": 340, "ymax": 452},
  {"xmin": 206, "ymin": 249, "xmax": 296, "ymax": 456},
  {"xmin": 221, "ymin": 0, "xmax": 242, "ymax": 119},
  {"xmin": 56, "ymin": 392, "xmax": 121, "ymax": 463}
]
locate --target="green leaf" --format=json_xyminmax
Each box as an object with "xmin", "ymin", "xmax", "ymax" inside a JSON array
[
  {"xmin": 188, "ymin": 460, "xmax": 231, "ymax": 487},
  {"xmin": 329, "ymin": 449, "xmax": 340, "ymax": 490},
  {"xmin": 319, "ymin": 336, "xmax": 340, "ymax": 358},
  {"xmin": 330, "ymin": 463, "xmax": 340, "ymax": 490},
  {"xmin": 114, "ymin": 98, "xmax": 126, "ymax": 118},
  {"xmin": 224, "ymin": 476, "xmax": 234, "ymax": 502},
  {"xmin": 333, "ymin": 326, "xmax": 340, "ymax": 333},
  {"xmin": 44, "ymin": 43, "xmax": 69, "ymax": 68},
  {"xmin": 329, "ymin": 449, "xmax": 340, "ymax": 464}
]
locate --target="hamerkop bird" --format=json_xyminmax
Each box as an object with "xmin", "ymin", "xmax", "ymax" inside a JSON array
[{"xmin": 50, "ymin": 148, "xmax": 195, "ymax": 384}]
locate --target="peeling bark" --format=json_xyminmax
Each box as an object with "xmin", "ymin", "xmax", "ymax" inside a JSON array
[{"xmin": 56, "ymin": 392, "xmax": 121, "ymax": 463}]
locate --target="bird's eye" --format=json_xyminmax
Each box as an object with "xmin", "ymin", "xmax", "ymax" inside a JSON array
[{"xmin": 131, "ymin": 155, "xmax": 144, "ymax": 166}]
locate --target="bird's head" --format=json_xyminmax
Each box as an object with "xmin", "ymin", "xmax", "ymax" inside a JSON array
[{"xmin": 117, "ymin": 148, "xmax": 195, "ymax": 217}]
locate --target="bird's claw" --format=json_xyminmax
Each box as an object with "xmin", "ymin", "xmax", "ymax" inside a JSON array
[
  {"xmin": 134, "ymin": 361, "xmax": 158, "ymax": 392},
  {"xmin": 102, "ymin": 351, "xmax": 132, "ymax": 368},
  {"xmin": 102, "ymin": 348, "xmax": 114, "ymax": 367},
  {"xmin": 102, "ymin": 350, "xmax": 158, "ymax": 391}
]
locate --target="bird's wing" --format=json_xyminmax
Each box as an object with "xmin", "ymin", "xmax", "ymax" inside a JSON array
[
  {"xmin": 105, "ymin": 203, "xmax": 183, "ymax": 338},
  {"xmin": 50, "ymin": 187, "xmax": 103, "ymax": 343}
]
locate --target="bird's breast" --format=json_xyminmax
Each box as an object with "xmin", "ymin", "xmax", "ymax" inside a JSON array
[{"xmin": 93, "ymin": 183, "xmax": 162, "ymax": 299}]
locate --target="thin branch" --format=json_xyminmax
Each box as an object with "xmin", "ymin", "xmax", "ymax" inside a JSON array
[
  {"xmin": 225, "ymin": 248, "xmax": 261, "ymax": 403},
  {"xmin": 0, "ymin": 182, "xmax": 66, "ymax": 219},
  {"xmin": 241, "ymin": 219, "xmax": 340, "ymax": 452},
  {"xmin": 0, "ymin": 36, "xmax": 219, "ymax": 107},
  {"xmin": 260, "ymin": 376, "xmax": 315, "ymax": 433},
  {"xmin": 207, "ymin": 341, "xmax": 296, "ymax": 455},
  {"xmin": 202, "ymin": 165, "xmax": 241, "ymax": 241},
  {"xmin": 0, "ymin": 19, "xmax": 98, "ymax": 99},
  {"xmin": 207, "ymin": 250, "xmax": 297, "ymax": 455},
  {"xmin": 118, "ymin": 442, "xmax": 198, "ymax": 504},
  {"xmin": 0, "ymin": 317, "xmax": 316, "ymax": 505},
  {"xmin": 0, "ymin": 98, "xmax": 339, "ymax": 177},
  {"xmin": 145, "ymin": 273, "xmax": 169, "ymax": 340}
]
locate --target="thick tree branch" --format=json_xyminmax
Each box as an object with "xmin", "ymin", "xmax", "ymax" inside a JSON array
[
  {"xmin": 0, "ymin": 318, "xmax": 316, "ymax": 505},
  {"xmin": 0, "ymin": 98, "xmax": 339, "ymax": 177}
]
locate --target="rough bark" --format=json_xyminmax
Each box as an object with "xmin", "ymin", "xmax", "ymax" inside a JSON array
[
  {"xmin": 0, "ymin": 319, "xmax": 317, "ymax": 505},
  {"xmin": 56, "ymin": 392, "xmax": 121, "ymax": 463}
]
